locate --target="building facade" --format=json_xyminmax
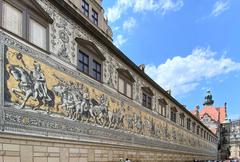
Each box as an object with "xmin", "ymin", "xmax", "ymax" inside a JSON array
[
  {"xmin": 0, "ymin": 0, "xmax": 217, "ymax": 162},
  {"xmin": 230, "ymin": 119, "xmax": 240, "ymax": 160},
  {"xmin": 191, "ymin": 91, "xmax": 231, "ymax": 160}
]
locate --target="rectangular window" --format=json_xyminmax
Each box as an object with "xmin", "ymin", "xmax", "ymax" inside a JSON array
[
  {"xmin": 118, "ymin": 77, "xmax": 125, "ymax": 94},
  {"xmin": 92, "ymin": 60, "xmax": 101, "ymax": 81},
  {"xmin": 29, "ymin": 19, "xmax": 47, "ymax": 50},
  {"xmin": 142, "ymin": 93, "xmax": 147, "ymax": 107},
  {"xmin": 171, "ymin": 111, "xmax": 176, "ymax": 123},
  {"xmin": 126, "ymin": 82, "xmax": 132, "ymax": 98},
  {"xmin": 192, "ymin": 123, "xmax": 196, "ymax": 133},
  {"xmin": 92, "ymin": 9, "xmax": 98, "ymax": 25},
  {"xmin": 163, "ymin": 106, "xmax": 166, "ymax": 116},
  {"xmin": 180, "ymin": 117, "xmax": 184, "ymax": 126},
  {"xmin": 2, "ymin": 2, "xmax": 23, "ymax": 36},
  {"xmin": 147, "ymin": 96, "xmax": 152, "ymax": 109},
  {"xmin": 187, "ymin": 119, "xmax": 191, "ymax": 130},
  {"xmin": 142, "ymin": 92, "xmax": 152, "ymax": 109},
  {"xmin": 160, "ymin": 105, "xmax": 166, "ymax": 117},
  {"xmin": 82, "ymin": 0, "xmax": 89, "ymax": 16},
  {"xmin": 79, "ymin": 51, "xmax": 89, "ymax": 74}
]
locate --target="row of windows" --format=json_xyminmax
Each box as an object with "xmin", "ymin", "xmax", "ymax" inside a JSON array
[
  {"xmin": 171, "ymin": 110, "xmax": 215, "ymax": 143},
  {"xmin": 82, "ymin": 0, "xmax": 98, "ymax": 26}
]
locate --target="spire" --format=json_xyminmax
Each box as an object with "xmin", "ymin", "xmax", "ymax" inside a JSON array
[
  {"xmin": 224, "ymin": 102, "xmax": 227, "ymax": 119},
  {"xmin": 203, "ymin": 90, "xmax": 214, "ymax": 106},
  {"xmin": 222, "ymin": 102, "xmax": 231, "ymax": 124}
]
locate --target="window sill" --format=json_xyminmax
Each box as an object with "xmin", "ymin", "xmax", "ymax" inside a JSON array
[
  {"xmin": 76, "ymin": 67, "xmax": 103, "ymax": 84},
  {"xmin": 142, "ymin": 105, "xmax": 152, "ymax": 110},
  {"xmin": 118, "ymin": 91, "xmax": 133, "ymax": 100}
]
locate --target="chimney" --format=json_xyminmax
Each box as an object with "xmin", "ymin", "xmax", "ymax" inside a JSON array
[
  {"xmin": 195, "ymin": 105, "xmax": 200, "ymax": 119},
  {"xmin": 139, "ymin": 64, "xmax": 145, "ymax": 72},
  {"xmin": 166, "ymin": 89, "xmax": 171, "ymax": 95}
]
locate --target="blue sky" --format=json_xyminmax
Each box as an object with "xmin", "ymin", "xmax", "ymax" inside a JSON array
[{"xmin": 102, "ymin": 0, "xmax": 240, "ymax": 120}]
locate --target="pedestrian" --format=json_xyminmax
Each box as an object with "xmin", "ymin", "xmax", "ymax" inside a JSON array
[{"xmin": 125, "ymin": 158, "xmax": 131, "ymax": 162}]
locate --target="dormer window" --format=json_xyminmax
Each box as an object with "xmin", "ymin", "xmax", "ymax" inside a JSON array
[
  {"xmin": 82, "ymin": 0, "xmax": 89, "ymax": 17},
  {"xmin": 0, "ymin": 0, "xmax": 53, "ymax": 50},
  {"xmin": 92, "ymin": 9, "xmax": 98, "ymax": 26},
  {"xmin": 142, "ymin": 87, "xmax": 153, "ymax": 109},
  {"xmin": 117, "ymin": 69, "xmax": 135, "ymax": 99},
  {"xmin": 75, "ymin": 38, "xmax": 105, "ymax": 82}
]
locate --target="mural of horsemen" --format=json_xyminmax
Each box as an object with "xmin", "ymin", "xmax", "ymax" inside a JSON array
[
  {"xmin": 52, "ymin": 76, "xmax": 125, "ymax": 128},
  {"xmin": 8, "ymin": 54, "xmax": 54, "ymax": 112},
  {"xmin": 4, "ymin": 48, "xmax": 177, "ymax": 141},
  {"xmin": 5, "ymin": 50, "xmax": 126, "ymax": 129}
]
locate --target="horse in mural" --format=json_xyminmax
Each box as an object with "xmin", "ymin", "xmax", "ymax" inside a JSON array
[
  {"xmin": 52, "ymin": 83, "xmax": 118, "ymax": 126},
  {"xmin": 8, "ymin": 64, "xmax": 54, "ymax": 111}
]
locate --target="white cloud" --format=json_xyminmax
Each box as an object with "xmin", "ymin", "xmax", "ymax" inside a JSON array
[
  {"xmin": 158, "ymin": 0, "xmax": 184, "ymax": 15},
  {"xmin": 145, "ymin": 47, "xmax": 240, "ymax": 96},
  {"xmin": 133, "ymin": 0, "xmax": 160, "ymax": 12},
  {"xmin": 123, "ymin": 17, "xmax": 137, "ymax": 31},
  {"xmin": 106, "ymin": 0, "xmax": 184, "ymax": 23},
  {"xmin": 211, "ymin": 0, "xmax": 230, "ymax": 17},
  {"xmin": 113, "ymin": 34, "xmax": 127, "ymax": 47}
]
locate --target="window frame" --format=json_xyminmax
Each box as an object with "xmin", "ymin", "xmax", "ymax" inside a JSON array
[
  {"xmin": 82, "ymin": 0, "xmax": 89, "ymax": 17},
  {"xmin": 158, "ymin": 98, "xmax": 167, "ymax": 117},
  {"xmin": 142, "ymin": 91, "xmax": 152, "ymax": 109},
  {"xmin": 92, "ymin": 8, "xmax": 98, "ymax": 26},
  {"xmin": 180, "ymin": 113, "xmax": 185, "ymax": 127},
  {"xmin": 170, "ymin": 107, "xmax": 177, "ymax": 123},
  {"xmin": 197, "ymin": 126, "xmax": 200, "ymax": 135},
  {"xmin": 0, "ymin": 0, "xmax": 50, "ymax": 51},
  {"xmin": 1, "ymin": 0, "xmax": 25, "ymax": 37},
  {"xmin": 118, "ymin": 74, "xmax": 133, "ymax": 99},
  {"xmin": 187, "ymin": 118, "xmax": 191, "ymax": 130},
  {"xmin": 27, "ymin": 10, "xmax": 49, "ymax": 50},
  {"xmin": 92, "ymin": 59, "xmax": 101, "ymax": 81},
  {"xmin": 77, "ymin": 46, "xmax": 103, "ymax": 82},
  {"xmin": 78, "ymin": 50, "xmax": 90, "ymax": 75},
  {"xmin": 192, "ymin": 122, "xmax": 196, "ymax": 133}
]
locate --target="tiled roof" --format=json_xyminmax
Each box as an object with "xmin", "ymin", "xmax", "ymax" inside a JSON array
[{"xmin": 199, "ymin": 106, "xmax": 226, "ymax": 123}]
